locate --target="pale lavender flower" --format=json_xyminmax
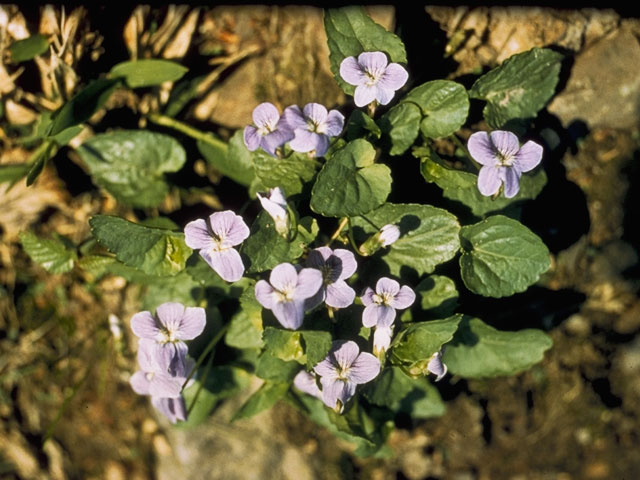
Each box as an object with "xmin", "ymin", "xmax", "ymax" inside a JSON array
[
  {"xmin": 361, "ymin": 277, "xmax": 415, "ymax": 329},
  {"xmin": 313, "ymin": 340, "xmax": 380, "ymax": 412},
  {"xmin": 427, "ymin": 351, "xmax": 447, "ymax": 382},
  {"xmin": 373, "ymin": 325, "xmax": 394, "ymax": 356},
  {"xmin": 379, "ymin": 224, "xmax": 400, "ymax": 247},
  {"xmin": 305, "ymin": 247, "xmax": 357, "ymax": 310},
  {"xmin": 130, "ymin": 302, "xmax": 206, "ymax": 374},
  {"xmin": 152, "ymin": 396, "xmax": 187, "ymax": 424},
  {"xmin": 257, "ymin": 187, "xmax": 288, "ymax": 235},
  {"xmin": 339, "ymin": 51, "xmax": 409, "ymax": 107},
  {"xmin": 293, "ymin": 370, "xmax": 323, "ymax": 400},
  {"xmin": 243, "ymin": 102, "xmax": 294, "ymax": 156},
  {"xmin": 184, "ymin": 210, "xmax": 250, "ymax": 282},
  {"xmin": 255, "ymin": 263, "xmax": 323, "ymax": 330},
  {"xmin": 467, "ymin": 130, "xmax": 543, "ymax": 199},
  {"xmin": 129, "ymin": 339, "xmax": 186, "ymax": 398},
  {"xmin": 281, "ymin": 103, "xmax": 344, "ymax": 157}
]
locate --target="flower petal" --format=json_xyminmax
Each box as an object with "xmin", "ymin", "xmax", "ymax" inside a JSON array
[
  {"xmin": 502, "ymin": 166, "xmax": 521, "ymax": 198},
  {"xmin": 255, "ymin": 280, "xmax": 276, "ymax": 309},
  {"xmin": 363, "ymin": 304, "xmax": 396, "ymax": 328},
  {"xmin": 360, "ymin": 287, "xmax": 375, "ymax": 307},
  {"xmin": 137, "ymin": 338, "xmax": 162, "ymax": 372},
  {"xmin": 427, "ymin": 351, "xmax": 447, "ymax": 381},
  {"xmin": 306, "ymin": 247, "xmax": 331, "ymax": 269},
  {"xmin": 376, "ymin": 277, "xmax": 400, "ymax": 297},
  {"xmin": 489, "ymin": 130, "xmax": 520, "ymax": 158},
  {"xmin": 320, "ymin": 377, "xmax": 355, "ymax": 412},
  {"xmin": 331, "ymin": 340, "xmax": 360, "ymax": 370},
  {"xmin": 257, "ymin": 191, "xmax": 287, "ymax": 224},
  {"xmin": 379, "ymin": 224, "xmax": 400, "ymax": 247},
  {"xmin": 281, "ymin": 105, "xmax": 307, "ymax": 131},
  {"xmin": 152, "ymin": 396, "xmax": 187, "ymax": 423},
  {"xmin": 348, "ymin": 352, "xmax": 381, "ymax": 384},
  {"xmin": 208, "ymin": 211, "xmax": 250, "ymax": 247},
  {"xmin": 175, "ymin": 306, "xmax": 206, "ymax": 341},
  {"xmin": 378, "ymin": 62, "xmax": 408, "ymax": 91},
  {"xmin": 391, "ymin": 285, "xmax": 415, "ymax": 310},
  {"xmin": 514, "ymin": 140, "xmax": 543, "ymax": 173},
  {"xmin": 149, "ymin": 373, "xmax": 184, "ymax": 398},
  {"xmin": 325, "ymin": 110, "xmax": 345, "ymax": 137},
  {"xmin": 354, "ymin": 84, "xmax": 377, "ymax": 107},
  {"xmin": 375, "ymin": 86, "xmax": 395, "ymax": 105},
  {"xmin": 207, "ymin": 248, "xmax": 245, "ymax": 282},
  {"xmin": 252, "ymin": 102, "xmax": 280, "ymax": 129},
  {"xmin": 130, "ymin": 371, "xmax": 151, "ymax": 395},
  {"xmin": 269, "ymin": 262, "xmax": 299, "ymax": 292},
  {"xmin": 313, "ymin": 358, "xmax": 337, "ymax": 379},
  {"xmin": 293, "ymin": 370, "xmax": 322, "ymax": 399},
  {"xmin": 303, "ymin": 103, "xmax": 328, "ymax": 125},
  {"xmin": 294, "ymin": 268, "xmax": 323, "ymax": 300},
  {"xmin": 156, "ymin": 302, "xmax": 185, "ymax": 332},
  {"xmin": 467, "ymin": 131, "xmax": 500, "ymax": 166},
  {"xmin": 272, "ymin": 299, "xmax": 305, "ymax": 330},
  {"xmin": 261, "ymin": 128, "xmax": 293, "ymax": 156},
  {"xmin": 331, "ymin": 249, "xmax": 357, "ymax": 280},
  {"xmin": 243, "ymin": 125, "xmax": 261, "ymax": 151},
  {"xmin": 184, "ymin": 218, "xmax": 214, "ymax": 250},
  {"xmin": 340, "ymin": 56, "xmax": 366, "ymax": 85},
  {"xmin": 130, "ymin": 310, "xmax": 160, "ymax": 340},
  {"xmin": 477, "ymin": 165, "xmax": 502, "ymax": 196},
  {"xmin": 373, "ymin": 326, "xmax": 393, "ymax": 355},
  {"xmin": 290, "ymin": 130, "xmax": 329, "ymax": 157},
  {"xmin": 325, "ymin": 281, "xmax": 355, "ymax": 309},
  {"xmin": 304, "ymin": 287, "xmax": 325, "ymax": 311},
  {"xmin": 357, "ymin": 51, "xmax": 388, "ymax": 76}
]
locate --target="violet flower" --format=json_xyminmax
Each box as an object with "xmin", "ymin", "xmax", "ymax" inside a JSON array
[
  {"xmin": 361, "ymin": 277, "xmax": 415, "ymax": 329},
  {"xmin": 257, "ymin": 187, "xmax": 289, "ymax": 236},
  {"xmin": 129, "ymin": 339, "xmax": 186, "ymax": 398},
  {"xmin": 313, "ymin": 340, "xmax": 380, "ymax": 412},
  {"xmin": 305, "ymin": 247, "xmax": 357, "ymax": 310},
  {"xmin": 427, "ymin": 350, "xmax": 447, "ymax": 382},
  {"xmin": 243, "ymin": 102, "xmax": 294, "ymax": 156},
  {"xmin": 467, "ymin": 130, "xmax": 543, "ymax": 199},
  {"xmin": 152, "ymin": 396, "xmax": 187, "ymax": 424},
  {"xmin": 255, "ymin": 262, "xmax": 323, "ymax": 330},
  {"xmin": 372, "ymin": 325, "xmax": 394, "ymax": 356},
  {"xmin": 339, "ymin": 51, "xmax": 408, "ymax": 107},
  {"xmin": 184, "ymin": 210, "xmax": 250, "ymax": 282},
  {"xmin": 281, "ymin": 103, "xmax": 344, "ymax": 157},
  {"xmin": 130, "ymin": 302, "xmax": 206, "ymax": 374},
  {"xmin": 293, "ymin": 370, "xmax": 323, "ymax": 400}
]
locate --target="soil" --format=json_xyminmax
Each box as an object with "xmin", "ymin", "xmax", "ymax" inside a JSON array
[{"xmin": 1, "ymin": 5, "xmax": 639, "ymax": 480}]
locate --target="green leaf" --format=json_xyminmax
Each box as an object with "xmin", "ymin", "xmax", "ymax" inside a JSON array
[
  {"xmin": 0, "ymin": 164, "xmax": 29, "ymax": 185},
  {"xmin": 300, "ymin": 331, "xmax": 332, "ymax": 369},
  {"xmin": 414, "ymin": 275, "xmax": 459, "ymax": 318},
  {"xmin": 401, "ymin": 80, "xmax": 469, "ymax": 139},
  {"xmin": 241, "ymin": 213, "xmax": 318, "ymax": 274},
  {"xmin": 197, "ymin": 130, "xmax": 254, "ymax": 187},
  {"xmin": 180, "ymin": 366, "xmax": 250, "ymax": 428},
  {"xmin": 77, "ymin": 130, "xmax": 186, "ymax": 207},
  {"xmin": 250, "ymin": 150, "xmax": 318, "ymax": 197},
  {"xmin": 379, "ymin": 103, "xmax": 421, "ymax": 156},
  {"xmin": 255, "ymin": 353, "xmax": 300, "ymax": 382},
  {"xmin": 311, "ymin": 139, "xmax": 391, "ymax": 218},
  {"xmin": 469, "ymin": 48, "xmax": 563, "ymax": 128},
  {"xmin": 50, "ymin": 125, "xmax": 83, "ymax": 146},
  {"xmin": 9, "ymin": 35, "xmax": 49, "ymax": 63},
  {"xmin": 392, "ymin": 315, "xmax": 462, "ymax": 369},
  {"xmin": 418, "ymin": 146, "xmax": 547, "ymax": 216},
  {"xmin": 262, "ymin": 327, "xmax": 305, "ymax": 363},
  {"xmin": 142, "ymin": 271, "xmax": 202, "ymax": 310},
  {"xmin": 351, "ymin": 203, "xmax": 460, "ymax": 276},
  {"xmin": 225, "ymin": 288, "xmax": 264, "ymax": 350},
  {"xmin": 443, "ymin": 317, "xmax": 552, "ymax": 378},
  {"xmin": 324, "ymin": 7, "xmax": 407, "ymax": 95},
  {"xmin": 89, "ymin": 215, "xmax": 192, "ymax": 276},
  {"xmin": 459, "ymin": 215, "xmax": 550, "ymax": 297},
  {"xmin": 49, "ymin": 78, "xmax": 121, "ymax": 136},
  {"xmin": 110, "ymin": 59, "xmax": 188, "ymax": 88},
  {"xmin": 346, "ymin": 110, "xmax": 381, "ymax": 141},
  {"xmin": 365, "ymin": 367, "xmax": 414, "ymax": 407},
  {"xmin": 19, "ymin": 232, "xmax": 77, "ymax": 274},
  {"xmin": 26, "ymin": 140, "xmax": 57, "ymax": 186},
  {"xmin": 231, "ymin": 381, "xmax": 290, "ymax": 421}
]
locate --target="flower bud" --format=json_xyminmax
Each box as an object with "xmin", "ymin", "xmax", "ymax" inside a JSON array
[{"xmin": 358, "ymin": 224, "xmax": 400, "ymax": 256}]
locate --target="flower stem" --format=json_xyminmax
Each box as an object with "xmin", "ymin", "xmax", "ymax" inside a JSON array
[
  {"xmin": 358, "ymin": 213, "xmax": 380, "ymax": 231},
  {"xmin": 450, "ymin": 134, "xmax": 481, "ymax": 171},
  {"xmin": 182, "ymin": 323, "xmax": 229, "ymax": 389},
  {"xmin": 187, "ymin": 346, "xmax": 216, "ymax": 415},
  {"xmin": 346, "ymin": 218, "xmax": 363, "ymax": 255},
  {"xmin": 367, "ymin": 102, "xmax": 377, "ymax": 118},
  {"xmin": 148, "ymin": 113, "xmax": 228, "ymax": 152},
  {"xmin": 327, "ymin": 217, "xmax": 349, "ymax": 246}
]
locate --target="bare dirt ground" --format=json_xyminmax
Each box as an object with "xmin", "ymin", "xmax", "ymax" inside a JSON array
[{"xmin": 1, "ymin": 6, "xmax": 639, "ymax": 480}]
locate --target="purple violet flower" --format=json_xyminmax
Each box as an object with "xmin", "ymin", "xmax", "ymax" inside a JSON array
[
  {"xmin": 129, "ymin": 339, "xmax": 186, "ymax": 398},
  {"xmin": 305, "ymin": 247, "xmax": 357, "ymax": 310},
  {"xmin": 467, "ymin": 130, "xmax": 543, "ymax": 199},
  {"xmin": 361, "ymin": 277, "xmax": 416, "ymax": 329},
  {"xmin": 152, "ymin": 396, "xmax": 187, "ymax": 424},
  {"xmin": 313, "ymin": 340, "xmax": 380, "ymax": 412},
  {"xmin": 184, "ymin": 210, "xmax": 250, "ymax": 282},
  {"xmin": 130, "ymin": 302, "xmax": 206, "ymax": 374},
  {"xmin": 243, "ymin": 102, "xmax": 294, "ymax": 156},
  {"xmin": 256, "ymin": 187, "xmax": 289, "ymax": 236},
  {"xmin": 281, "ymin": 103, "xmax": 344, "ymax": 157},
  {"xmin": 255, "ymin": 262, "xmax": 323, "ymax": 330},
  {"xmin": 339, "ymin": 51, "xmax": 409, "ymax": 107},
  {"xmin": 427, "ymin": 350, "xmax": 447, "ymax": 382},
  {"xmin": 293, "ymin": 370, "xmax": 323, "ymax": 400}
]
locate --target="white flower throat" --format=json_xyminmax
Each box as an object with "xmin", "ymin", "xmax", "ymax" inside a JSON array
[{"xmin": 373, "ymin": 291, "xmax": 393, "ymax": 306}]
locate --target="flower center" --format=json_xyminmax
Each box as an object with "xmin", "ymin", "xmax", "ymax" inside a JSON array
[
  {"xmin": 320, "ymin": 265, "xmax": 334, "ymax": 285},
  {"xmin": 335, "ymin": 365, "xmax": 350, "ymax": 381},
  {"xmin": 306, "ymin": 119, "xmax": 326, "ymax": 134},
  {"xmin": 364, "ymin": 69, "xmax": 381, "ymax": 87},
  {"xmin": 257, "ymin": 119, "xmax": 278, "ymax": 137},
  {"xmin": 496, "ymin": 151, "xmax": 515, "ymax": 167},
  {"xmin": 275, "ymin": 284, "xmax": 296, "ymax": 302},
  {"xmin": 160, "ymin": 327, "xmax": 178, "ymax": 344},
  {"xmin": 372, "ymin": 292, "xmax": 393, "ymax": 306}
]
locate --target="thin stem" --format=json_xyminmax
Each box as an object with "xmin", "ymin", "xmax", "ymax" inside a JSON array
[
  {"xmin": 148, "ymin": 114, "xmax": 228, "ymax": 151},
  {"xmin": 326, "ymin": 217, "xmax": 348, "ymax": 246},
  {"xmin": 358, "ymin": 214, "xmax": 380, "ymax": 231},
  {"xmin": 367, "ymin": 102, "xmax": 377, "ymax": 118},
  {"xmin": 450, "ymin": 134, "xmax": 481, "ymax": 171},
  {"xmin": 182, "ymin": 323, "xmax": 229, "ymax": 389},
  {"xmin": 187, "ymin": 346, "xmax": 216, "ymax": 415},
  {"xmin": 346, "ymin": 218, "xmax": 362, "ymax": 255}
]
